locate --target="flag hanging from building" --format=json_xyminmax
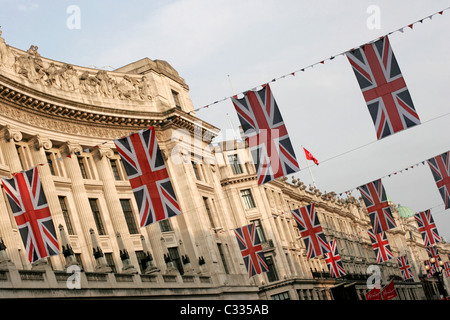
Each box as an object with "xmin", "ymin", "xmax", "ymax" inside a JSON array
[
  {"xmin": 231, "ymin": 84, "xmax": 300, "ymax": 185},
  {"xmin": 113, "ymin": 127, "xmax": 181, "ymax": 227},
  {"xmin": 234, "ymin": 223, "xmax": 269, "ymax": 278},
  {"xmin": 381, "ymin": 279, "xmax": 398, "ymax": 300},
  {"xmin": 424, "ymin": 259, "xmax": 436, "ymax": 277},
  {"xmin": 303, "ymin": 147, "xmax": 319, "ymax": 165},
  {"xmin": 444, "ymin": 262, "xmax": 450, "ymax": 278},
  {"xmin": 323, "ymin": 240, "xmax": 346, "ymax": 278},
  {"xmin": 1, "ymin": 167, "xmax": 60, "ymax": 263},
  {"xmin": 427, "ymin": 151, "xmax": 450, "ymax": 209},
  {"xmin": 397, "ymin": 255, "xmax": 414, "ymax": 281},
  {"xmin": 367, "ymin": 229, "xmax": 394, "ymax": 263},
  {"xmin": 291, "ymin": 203, "xmax": 329, "ymax": 259},
  {"xmin": 425, "ymin": 246, "xmax": 440, "ymax": 263},
  {"xmin": 358, "ymin": 179, "xmax": 396, "ymax": 234},
  {"xmin": 346, "ymin": 36, "xmax": 420, "ymax": 140},
  {"xmin": 414, "ymin": 209, "xmax": 441, "ymax": 247}
]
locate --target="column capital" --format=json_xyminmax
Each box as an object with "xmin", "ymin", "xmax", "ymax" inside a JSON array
[
  {"xmin": 0, "ymin": 125, "xmax": 22, "ymax": 142},
  {"xmin": 60, "ymin": 141, "xmax": 82, "ymax": 157},
  {"xmin": 92, "ymin": 145, "xmax": 114, "ymax": 160},
  {"xmin": 29, "ymin": 134, "xmax": 52, "ymax": 150}
]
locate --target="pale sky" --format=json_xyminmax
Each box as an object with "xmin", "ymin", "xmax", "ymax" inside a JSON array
[{"xmin": 1, "ymin": 0, "xmax": 450, "ymax": 240}]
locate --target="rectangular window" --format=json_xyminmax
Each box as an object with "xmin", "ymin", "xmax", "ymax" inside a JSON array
[
  {"xmin": 16, "ymin": 144, "xmax": 30, "ymax": 170},
  {"xmin": 228, "ymin": 154, "xmax": 243, "ymax": 174},
  {"xmin": 202, "ymin": 197, "xmax": 216, "ymax": 228},
  {"xmin": 171, "ymin": 90, "xmax": 181, "ymax": 109},
  {"xmin": 252, "ymin": 219, "xmax": 266, "ymax": 243},
  {"xmin": 110, "ymin": 159, "xmax": 121, "ymax": 181},
  {"xmin": 217, "ymin": 243, "xmax": 230, "ymax": 274},
  {"xmin": 271, "ymin": 292, "xmax": 290, "ymax": 300},
  {"xmin": 240, "ymin": 189, "xmax": 256, "ymax": 209},
  {"xmin": 59, "ymin": 196, "xmax": 75, "ymax": 235},
  {"xmin": 120, "ymin": 199, "xmax": 139, "ymax": 234},
  {"xmin": 104, "ymin": 253, "xmax": 116, "ymax": 273},
  {"xmin": 159, "ymin": 219, "xmax": 172, "ymax": 232},
  {"xmin": 168, "ymin": 247, "xmax": 184, "ymax": 275},
  {"xmin": 191, "ymin": 161, "xmax": 201, "ymax": 180},
  {"xmin": 78, "ymin": 156, "xmax": 89, "ymax": 179},
  {"xmin": 265, "ymin": 255, "xmax": 279, "ymax": 282},
  {"xmin": 46, "ymin": 152, "xmax": 56, "ymax": 176},
  {"xmin": 89, "ymin": 198, "xmax": 106, "ymax": 235}
]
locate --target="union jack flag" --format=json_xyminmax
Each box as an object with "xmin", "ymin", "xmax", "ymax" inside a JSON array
[
  {"xmin": 424, "ymin": 259, "xmax": 436, "ymax": 277},
  {"xmin": 1, "ymin": 167, "xmax": 60, "ymax": 263},
  {"xmin": 358, "ymin": 179, "xmax": 396, "ymax": 234},
  {"xmin": 367, "ymin": 229, "xmax": 394, "ymax": 263},
  {"xmin": 323, "ymin": 240, "xmax": 346, "ymax": 278},
  {"xmin": 444, "ymin": 262, "xmax": 450, "ymax": 278},
  {"xmin": 426, "ymin": 246, "xmax": 440, "ymax": 263},
  {"xmin": 114, "ymin": 127, "xmax": 181, "ymax": 227},
  {"xmin": 346, "ymin": 36, "xmax": 420, "ymax": 140},
  {"xmin": 292, "ymin": 203, "xmax": 329, "ymax": 259},
  {"xmin": 234, "ymin": 223, "xmax": 269, "ymax": 278},
  {"xmin": 427, "ymin": 151, "xmax": 450, "ymax": 209},
  {"xmin": 415, "ymin": 209, "xmax": 441, "ymax": 247},
  {"xmin": 397, "ymin": 255, "xmax": 414, "ymax": 281},
  {"xmin": 231, "ymin": 84, "xmax": 300, "ymax": 185}
]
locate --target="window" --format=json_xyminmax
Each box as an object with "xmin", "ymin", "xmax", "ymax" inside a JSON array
[
  {"xmin": 171, "ymin": 90, "xmax": 181, "ymax": 109},
  {"xmin": 16, "ymin": 144, "xmax": 31, "ymax": 170},
  {"xmin": 77, "ymin": 156, "xmax": 89, "ymax": 179},
  {"xmin": 271, "ymin": 292, "xmax": 290, "ymax": 300},
  {"xmin": 228, "ymin": 154, "xmax": 243, "ymax": 174},
  {"xmin": 46, "ymin": 152, "xmax": 56, "ymax": 175},
  {"xmin": 159, "ymin": 219, "xmax": 172, "ymax": 232},
  {"xmin": 265, "ymin": 255, "xmax": 279, "ymax": 282},
  {"xmin": 104, "ymin": 253, "xmax": 116, "ymax": 273},
  {"xmin": 191, "ymin": 161, "xmax": 201, "ymax": 180},
  {"xmin": 252, "ymin": 219, "xmax": 266, "ymax": 243},
  {"xmin": 110, "ymin": 159, "xmax": 121, "ymax": 181},
  {"xmin": 59, "ymin": 196, "xmax": 75, "ymax": 235},
  {"xmin": 168, "ymin": 247, "xmax": 184, "ymax": 275},
  {"xmin": 120, "ymin": 199, "xmax": 139, "ymax": 234},
  {"xmin": 217, "ymin": 243, "xmax": 230, "ymax": 274},
  {"xmin": 241, "ymin": 189, "xmax": 256, "ymax": 209},
  {"xmin": 89, "ymin": 198, "xmax": 106, "ymax": 235},
  {"xmin": 203, "ymin": 197, "xmax": 216, "ymax": 228},
  {"xmin": 135, "ymin": 250, "xmax": 146, "ymax": 273}
]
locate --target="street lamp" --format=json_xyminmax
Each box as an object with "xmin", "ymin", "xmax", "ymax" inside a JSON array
[{"xmin": 425, "ymin": 257, "xmax": 448, "ymax": 300}]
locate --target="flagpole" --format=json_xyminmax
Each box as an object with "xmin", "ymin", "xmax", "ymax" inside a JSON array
[{"xmin": 302, "ymin": 145, "xmax": 317, "ymax": 189}]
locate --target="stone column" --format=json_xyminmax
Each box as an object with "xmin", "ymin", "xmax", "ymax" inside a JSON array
[
  {"xmin": 90, "ymin": 228, "xmax": 111, "ymax": 273},
  {"xmin": 28, "ymin": 135, "xmax": 64, "ymax": 270},
  {"xmin": 60, "ymin": 142, "xmax": 97, "ymax": 271},
  {"xmin": 116, "ymin": 232, "xmax": 137, "ymax": 274},
  {"xmin": 91, "ymin": 145, "xmax": 139, "ymax": 271}
]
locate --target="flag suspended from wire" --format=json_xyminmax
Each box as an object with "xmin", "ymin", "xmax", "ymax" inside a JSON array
[
  {"xmin": 381, "ymin": 279, "xmax": 398, "ymax": 300},
  {"xmin": 323, "ymin": 240, "xmax": 346, "ymax": 278},
  {"xmin": 234, "ymin": 223, "xmax": 269, "ymax": 278},
  {"xmin": 415, "ymin": 209, "xmax": 441, "ymax": 247},
  {"xmin": 231, "ymin": 84, "xmax": 300, "ymax": 185},
  {"xmin": 427, "ymin": 150, "xmax": 450, "ymax": 210},
  {"xmin": 113, "ymin": 127, "xmax": 181, "ymax": 227},
  {"xmin": 1, "ymin": 167, "xmax": 60, "ymax": 263},
  {"xmin": 367, "ymin": 229, "xmax": 394, "ymax": 264},
  {"xmin": 291, "ymin": 203, "xmax": 329, "ymax": 259},
  {"xmin": 358, "ymin": 179, "xmax": 397, "ymax": 234},
  {"xmin": 425, "ymin": 246, "xmax": 441, "ymax": 263},
  {"xmin": 346, "ymin": 35, "xmax": 421, "ymax": 140},
  {"xmin": 397, "ymin": 254, "xmax": 414, "ymax": 281}
]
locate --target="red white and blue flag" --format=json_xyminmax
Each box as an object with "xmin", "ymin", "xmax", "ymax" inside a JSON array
[
  {"xmin": 415, "ymin": 209, "xmax": 441, "ymax": 247},
  {"xmin": 358, "ymin": 179, "xmax": 396, "ymax": 234},
  {"xmin": 324, "ymin": 240, "xmax": 346, "ymax": 278},
  {"xmin": 367, "ymin": 229, "xmax": 394, "ymax": 264},
  {"xmin": 427, "ymin": 151, "xmax": 450, "ymax": 210},
  {"xmin": 424, "ymin": 259, "xmax": 436, "ymax": 277},
  {"xmin": 346, "ymin": 36, "xmax": 420, "ymax": 140},
  {"xmin": 114, "ymin": 127, "xmax": 181, "ymax": 227},
  {"xmin": 231, "ymin": 84, "xmax": 300, "ymax": 185},
  {"xmin": 397, "ymin": 254, "xmax": 414, "ymax": 281},
  {"xmin": 1, "ymin": 167, "xmax": 60, "ymax": 263},
  {"xmin": 426, "ymin": 246, "xmax": 440, "ymax": 263},
  {"xmin": 234, "ymin": 223, "xmax": 269, "ymax": 278},
  {"xmin": 444, "ymin": 262, "xmax": 450, "ymax": 278},
  {"xmin": 292, "ymin": 203, "xmax": 329, "ymax": 259}
]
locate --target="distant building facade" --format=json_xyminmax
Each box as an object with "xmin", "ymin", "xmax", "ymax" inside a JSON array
[{"xmin": 0, "ymin": 32, "xmax": 448, "ymax": 299}]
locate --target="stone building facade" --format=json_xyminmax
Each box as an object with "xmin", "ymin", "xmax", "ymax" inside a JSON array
[{"xmin": 0, "ymin": 32, "xmax": 448, "ymax": 299}]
